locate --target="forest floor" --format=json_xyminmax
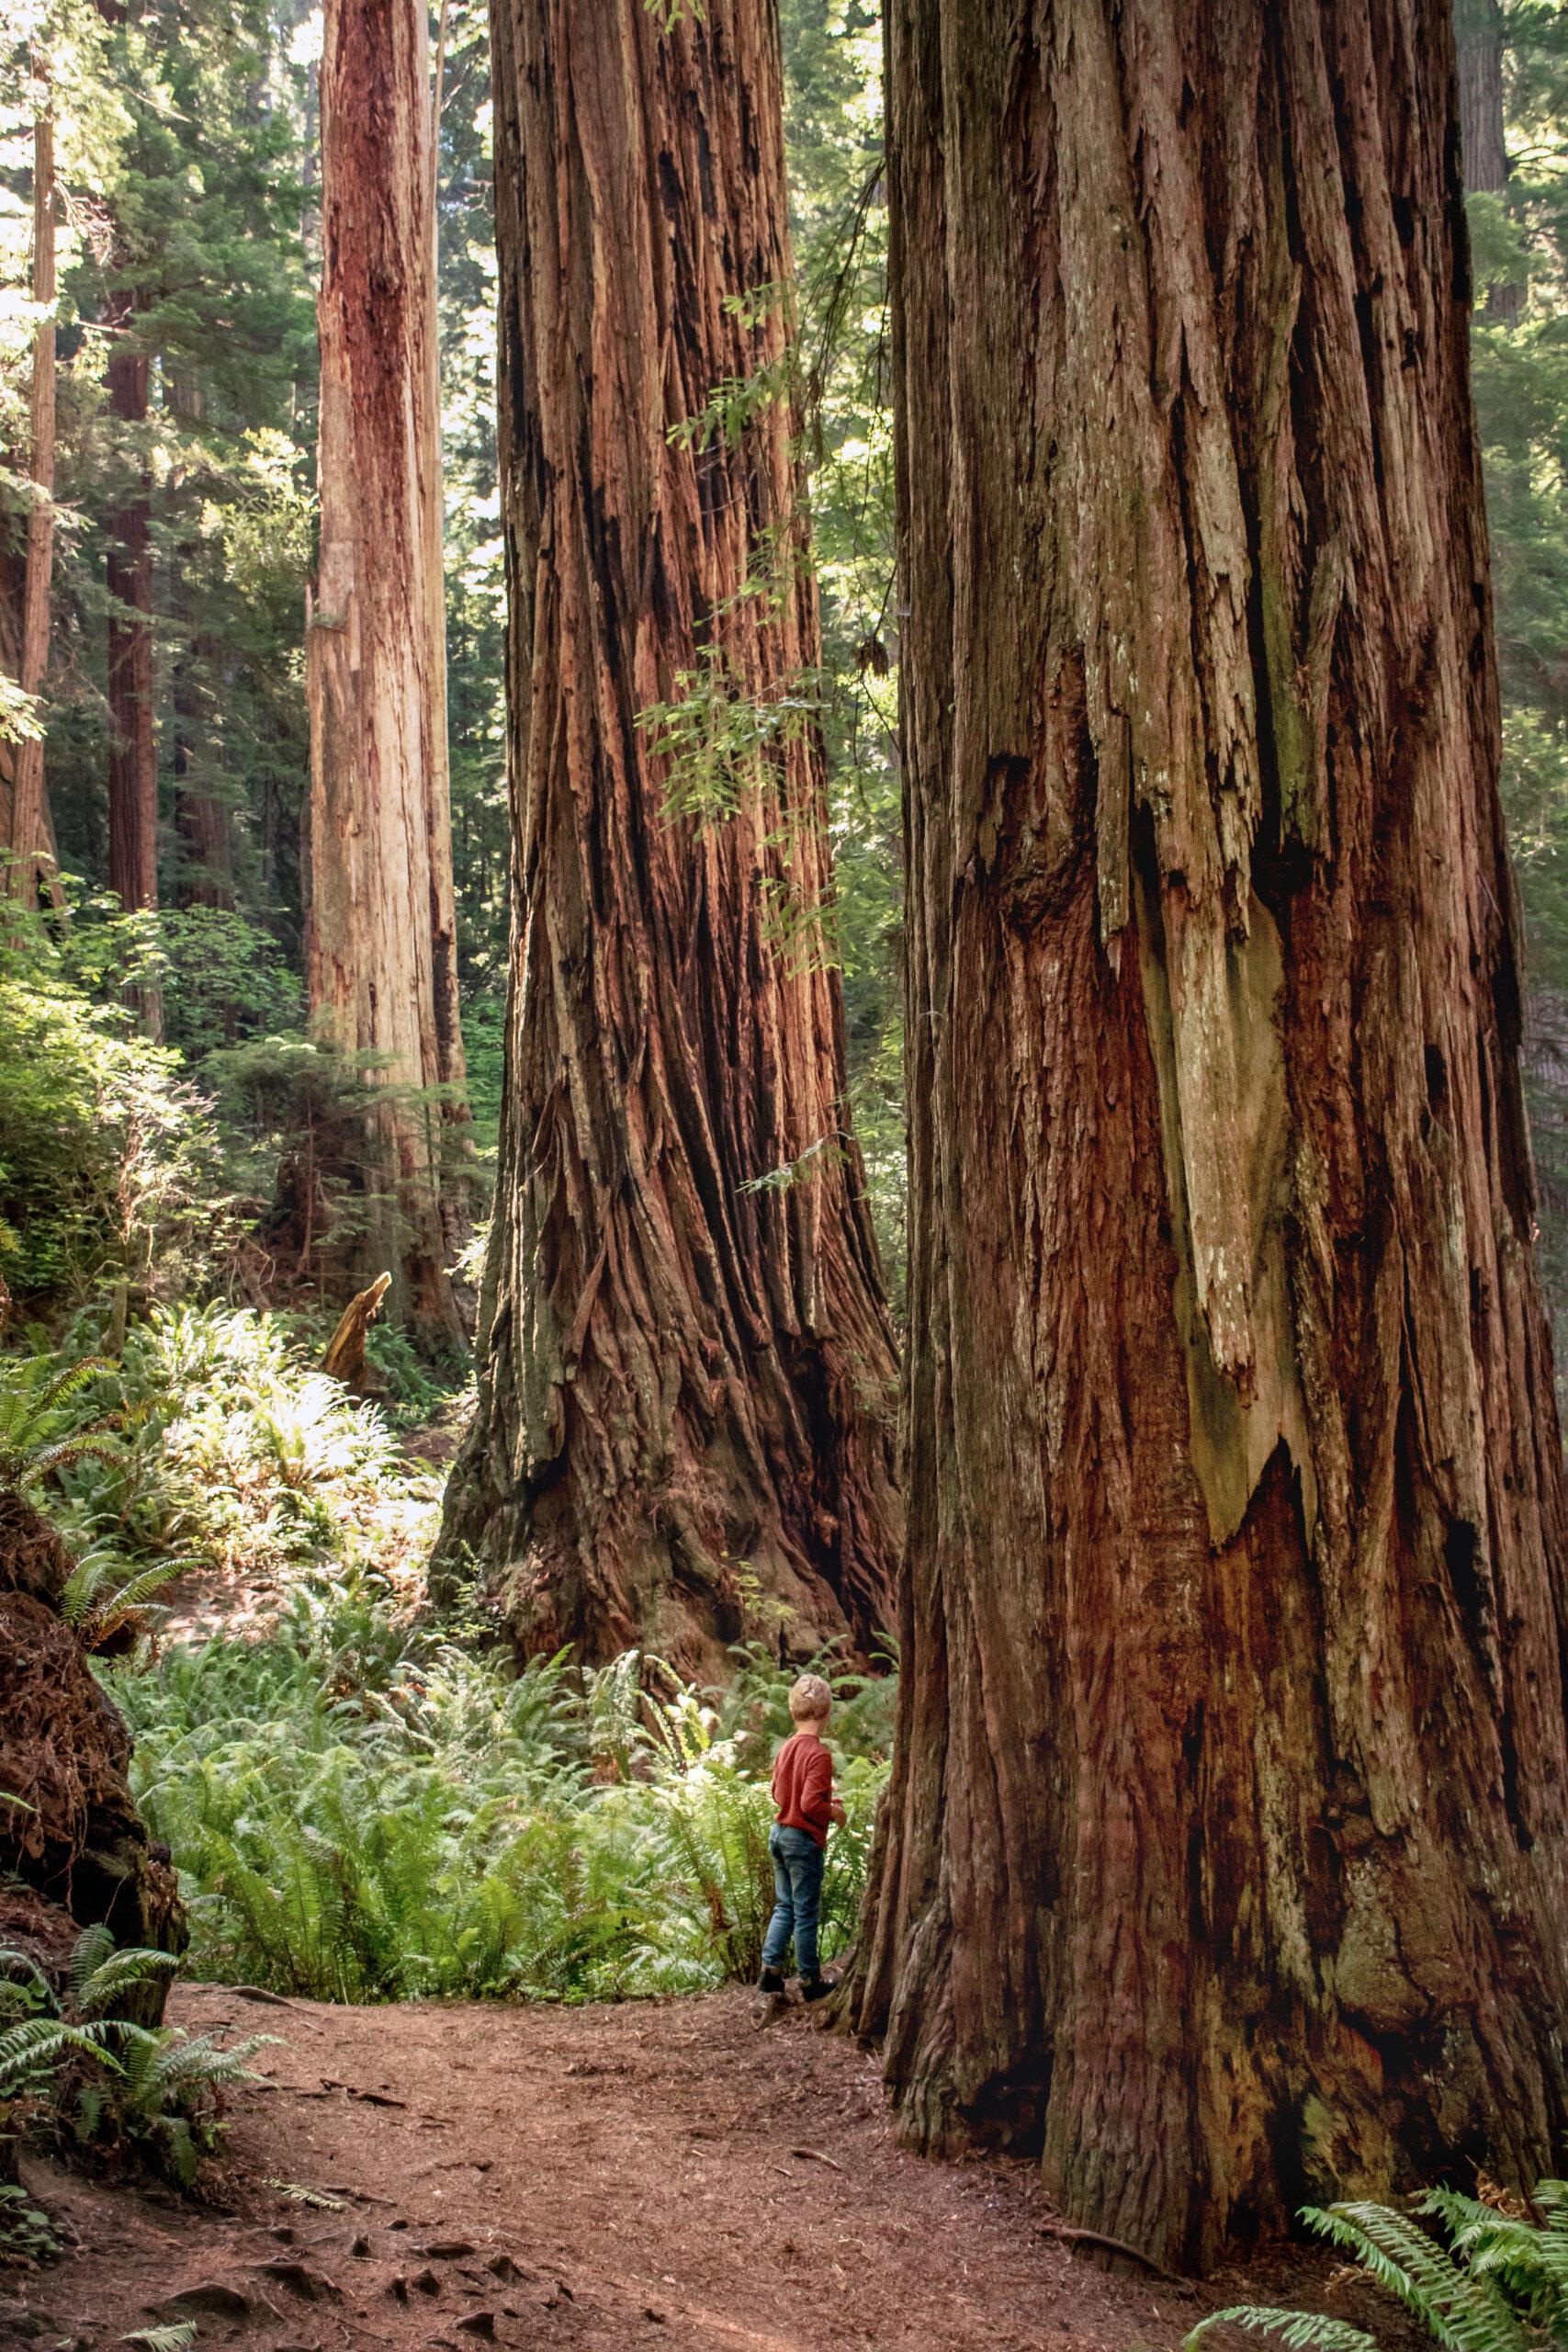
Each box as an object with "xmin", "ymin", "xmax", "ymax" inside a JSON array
[{"xmin": 0, "ymin": 1981, "xmax": 1365, "ymax": 2352}]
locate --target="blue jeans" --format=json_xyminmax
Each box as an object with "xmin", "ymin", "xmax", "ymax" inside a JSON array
[{"xmin": 761, "ymin": 1824, "xmax": 824, "ymax": 1978}]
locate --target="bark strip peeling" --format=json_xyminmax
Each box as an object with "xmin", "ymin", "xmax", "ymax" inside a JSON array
[
  {"xmin": 852, "ymin": 0, "xmax": 1568, "ymax": 2272},
  {"xmin": 437, "ymin": 0, "xmax": 901, "ymax": 1671}
]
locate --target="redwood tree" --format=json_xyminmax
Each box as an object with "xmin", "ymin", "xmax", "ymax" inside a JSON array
[
  {"xmin": 105, "ymin": 319, "xmax": 156, "ymax": 928},
  {"xmin": 1457, "ymin": 0, "xmax": 1520, "ymax": 318},
  {"xmin": 438, "ymin": 0, "xmax": 900, "ymax": 1669},
  {"xmin": 306, "ymin": 0, "xmax": 468, "ymax": 1348},
  {"xmin": 851, "ymin": 0, "xmax": 1568, "ymax": 2271},
  {"xmin": 4, "ymin": 76, "xmax": 61, "ymax": 911}
]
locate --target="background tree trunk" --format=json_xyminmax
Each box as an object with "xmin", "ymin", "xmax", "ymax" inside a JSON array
[
  {"xmin": 305, "ymin": 0, "xmax": 469, "ymax": 1351},
  {"xmin": 851, "ymin": 0, "xmax": 1568, "ymax": 2271},
  {"xmin": 1456, "ymin": 0, "xmax": 1522, "ymax": 320},
  {"xmin": 105, "ymin": 304, "xmax": 161, "ymax": 1035},
  {"xmin": 436, "ymin": 0, "xmax": 901, "ymax": 1672},
  {"xmin": 5, "ymin": 85, "xmax": 62, "ymax": 912},
  {"xmin": 167, "ymin": 373, "xmax": 233, "ymax": 914}
]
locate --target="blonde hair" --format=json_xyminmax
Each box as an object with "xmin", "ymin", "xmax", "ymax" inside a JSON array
[{"xmin": 789, "ymin": 1672, "xmax": 832, "ymax": 1723}]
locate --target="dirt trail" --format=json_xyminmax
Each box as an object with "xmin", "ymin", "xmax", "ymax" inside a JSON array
[{"xmin": 4, "ymin": 1984, "xmax": 1354, "ymax": 2352}]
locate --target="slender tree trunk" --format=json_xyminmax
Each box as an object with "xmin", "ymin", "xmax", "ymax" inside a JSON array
[
  {"xmin": 173, "ymin": 712, "xmax": 232, "ymax": 910},
  {"xmin": 305, "ymin": 0, "xmax": 469, "ymax": 1350},
  {"xmin": 6, "ymin": 85, "xmax": 62, "ymax": 911},
  {"xmin": 852, "ymin": 0, "xmax": 1568, "ymax": 2272},
  {"xmin": 1456, "ymin": 0, "xmax": 1521, "ymax": 320},
  {"xmin": 164, "ymin": 375, "xmax": 232, "ymax": 914},
  {"xmin": 436, "ymin": 0, "xmax": 901, "ymax": 1671},
  {"xmin": 105, "ymin": 303, "xmax": 161, "ymax": 1034}
]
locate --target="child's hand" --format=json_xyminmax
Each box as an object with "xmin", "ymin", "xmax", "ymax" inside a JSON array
[{"xmin": 829, "ymin": 1797, "xmax": 847, "ymax": 1828}]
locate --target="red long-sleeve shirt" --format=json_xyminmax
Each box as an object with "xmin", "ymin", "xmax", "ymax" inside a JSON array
[{"xmin": 772, "ymin": 1731, "xmax": 833, "ymax": 1849}]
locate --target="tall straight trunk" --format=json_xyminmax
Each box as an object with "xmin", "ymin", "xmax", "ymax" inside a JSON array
[
  {"xmin": 306, "ymin": 0, "xmax": 469, "ymax": 1349},
  {"xmin": 105, "ymin": 305, "xmax": 161, "ymax": 1034},
  {"xmin": 173, "ymin": 701, "xmax": 232, "ymax": 910},
  {"xmin": 6, "ymin": 86, "xmax": 61, "ymax": 911},
  {"xmin": 1456, "ymin": 0, "xmax": 1521, "ymax": 319},
  {"xmin": 1458, "ymin": 0, "xmax": 1509, "ymax": 190},
  {"xmin": 166, "ymin": 377, "xmax": 232, "ymax": 913},
  {"xmin": 852, "ymin": 0, "xmax": 1568, "ymax": 2272},
  {"xmin": 436, "ymin": 0, "xmax": 900, "ymax": 1670}
]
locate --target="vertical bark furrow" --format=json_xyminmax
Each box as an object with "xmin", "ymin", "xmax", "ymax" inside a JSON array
[{"xmin": 854, "ymin": 0, "xmax": 1568, "ymax": 2271}]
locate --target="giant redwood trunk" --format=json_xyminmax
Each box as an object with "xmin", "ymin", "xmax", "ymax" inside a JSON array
[
  {"xmin": 851, "ymin": 0, "xmax": 1568, "ymax": 2272},
  {"xmin": 305, "ymin": 0, "xmax": 468, "ymax": 1350},
  {"xmin": 436, "ymin": 0, "xmax": 900, "ymax": 1670}
]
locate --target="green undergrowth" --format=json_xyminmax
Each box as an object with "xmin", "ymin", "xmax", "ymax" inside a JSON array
[
  {"xmin": 106, "ymin": 1588, "xmax": 895, "ymax": 2006},
  {"xmin": 5, "ymin": 1307, "xmax": 894, "ymax": 2011},
  {"xmin": 1188, "ymin": 2179, "xmax": 1568, "ymax": 2352},
  {"xmin": 32, "ymin": 1302, "xmax": 446, "ymax": 1613}
]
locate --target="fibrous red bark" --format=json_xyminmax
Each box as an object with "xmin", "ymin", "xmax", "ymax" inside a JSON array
[
  {"xmin": 852, "ymin": 0, "xmax": 1568, "ymax": 2272},
  {"xmin": 436, "ymin": 0, "xmax": 900, "ymax": 1671},
  {"xmin": 305, "ymin": 0, "xmax": 469, "ymax": 1349}
]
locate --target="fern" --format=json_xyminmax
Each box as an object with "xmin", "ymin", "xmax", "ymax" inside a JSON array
[
  {"xmin": 1186, "ymin": 2311, "xmax": 1380, "ymax": 2352},
  {"xmin": 108, "ymin": 1595, "xmax": 893, "ymax": 2004},
  {"xmin": 0, "ymin": 1924, "xmax": 266, "ymax": 2200},
  {"xmin": 1303, "ymin": 2200, "xmax": 1530, "ymax": 2352},
  {"xmin": 0, "ymin": 1351, "xmax": 118, "ymax": 1495},
  {"xmin": 73, "ymin": 1944, "xmax": 180, "ymax": 2022},
  {"xmin": 1185, "ymin": 2187, "xmax": 1568, "ymax": 2352},
  {"xmin": 60, "ymin": 1547, "xmax": 186, "ymax": 1649},
  {"xmin": 0, "ymin": 2017, "xmax": 119, "ymax": 2093},
  {"xmin": 119, "ymin": 2325, "xmax": 199, "ymax": 2350}
]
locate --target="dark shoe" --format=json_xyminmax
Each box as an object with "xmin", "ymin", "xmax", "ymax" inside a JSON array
[
  {"xmin": 799, "ymin": 1975, "xmax": 834, "ymax": 2004},
  {"xmin": 757, "ymin": 1968, "xmax": 785, "ymax": 1995}
]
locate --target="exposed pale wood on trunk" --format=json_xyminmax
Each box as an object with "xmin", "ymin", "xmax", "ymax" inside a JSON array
[
  {"xmin": 436, "ymin": 0, "xmax": 901, "ymax": 1672},
  {"xmin": 305, "ymin": 0, "xmax": 469, "ymax": 1350},
  {"xmin": 321, "ymin": 1271, "xmax": 392, "ymax": 1389},
  {"xmin": 851, "ymin": 0, "xmax": 1568, "ymax": 2271}
]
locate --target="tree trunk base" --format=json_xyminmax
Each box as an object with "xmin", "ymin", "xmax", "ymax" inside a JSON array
[{"xmin": 0, "ymin": 1494, "xmax": 185, "ymax": 1985}]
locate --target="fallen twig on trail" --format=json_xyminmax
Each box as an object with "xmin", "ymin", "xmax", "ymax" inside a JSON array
[
  {"xmin": 1035, "ymin": 2218, "xmax": 1179, "ymax": 2283},
  {"xmin": 789, "ymin": 2146, "xmax": 843, "ymax": 2171}
]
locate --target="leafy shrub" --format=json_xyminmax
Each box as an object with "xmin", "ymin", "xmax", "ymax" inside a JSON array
[
  {"xmin": 1186, "ymin": 2183, "xmax": 1568, "ymax": 2352},
  {"xmin": 0, "ymin": 963, "xmax": 231, "ymax": 1309}
]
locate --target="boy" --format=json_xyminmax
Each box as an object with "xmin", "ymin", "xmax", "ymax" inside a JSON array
[{"xmin": 757, "ymin": 1671, "xmax": 845, "ymax": 2001}]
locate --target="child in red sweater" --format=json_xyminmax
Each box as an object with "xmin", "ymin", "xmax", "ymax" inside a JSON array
[{"xmin": 758, "ymin": 1673, "xmax": 844, "ymax": 2000}]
